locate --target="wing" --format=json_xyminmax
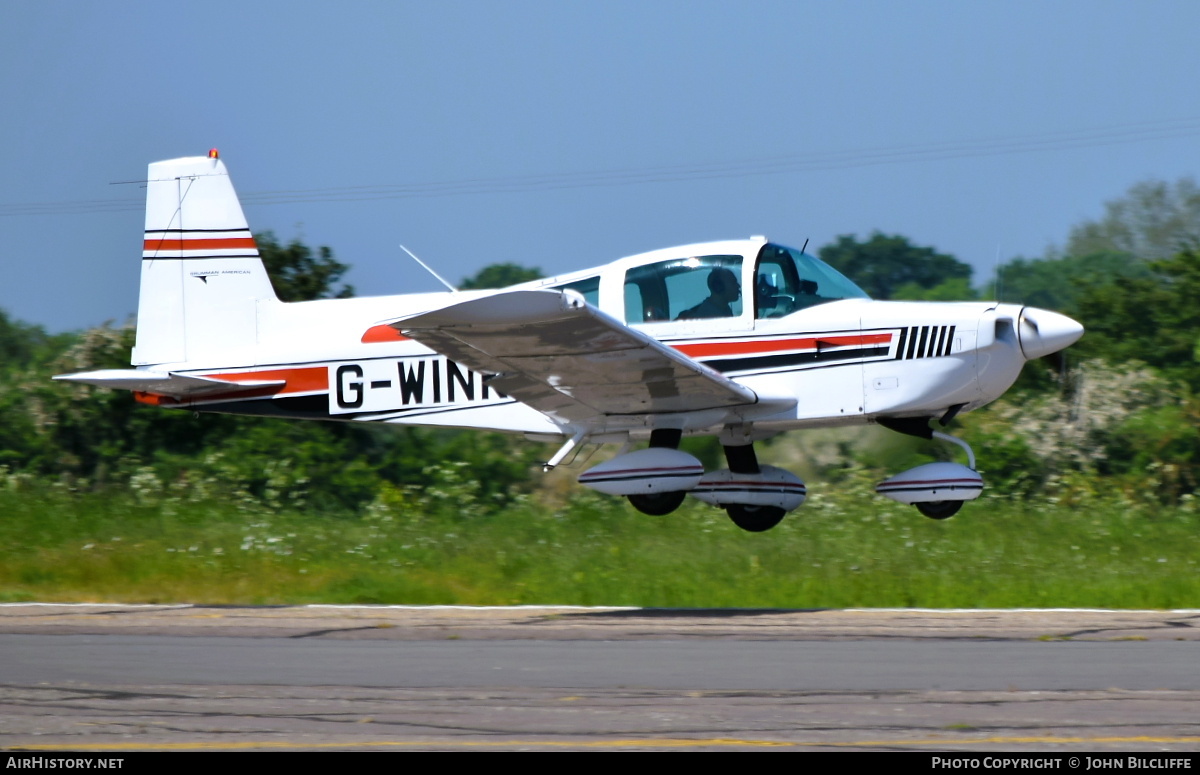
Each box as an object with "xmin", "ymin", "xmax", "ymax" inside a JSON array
[{"xmin": 392, "ymin": 290, "xmax": 770, "ymax": 425}]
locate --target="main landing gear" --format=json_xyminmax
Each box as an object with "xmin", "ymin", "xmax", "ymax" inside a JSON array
[
  {"xmin": 724, "ymin": 503, "xmax": 788, "ymax": 532},
  {"xmin": 627, "ymin": 491, "xmax": 687, "ymax": 516},
  {"xmin": 648, "ymin": 429, "xmax": 807, "ymax": 532},
  {"xmin": 698, "ymin": 443, "xmax": 792, "ymax": 532},
  {"xmin": 625, "ymin": 428, "xmax": 693, "ymax": 517},
  {"xmin": 575, "ymin": 427, "xmax": 807, "ymax": 532}
]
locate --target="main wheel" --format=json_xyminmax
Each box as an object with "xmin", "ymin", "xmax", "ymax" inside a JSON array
[
  {"xmin": 628, "ymin": 491, "xmax": 687, "ymax": 516},
  {"xmin": 725, "ymin": 504, "xmax": 787, "ymax": 532},
  {"xmin": 915, "ymin": 500, "xmax": 963, "ymax": 520}
]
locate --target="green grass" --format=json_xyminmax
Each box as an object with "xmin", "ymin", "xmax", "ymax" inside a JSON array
[{"xmin": 1, "ymin": 476, "xmax": 1198, "ymax": 608}]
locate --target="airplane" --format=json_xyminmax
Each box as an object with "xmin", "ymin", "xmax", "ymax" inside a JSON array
[{"xmin": 56, "ymin": 151, "xmax": 1084, "ymax": 532}]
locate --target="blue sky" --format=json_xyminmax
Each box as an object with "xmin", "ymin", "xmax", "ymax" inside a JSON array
[{"xmin": 3, "ymin": 0, "xmax": 1199, "ymax": 331}]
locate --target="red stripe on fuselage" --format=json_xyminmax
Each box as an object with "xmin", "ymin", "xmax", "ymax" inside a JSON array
[
  {"xmin": 673, "ymin": 333, "xmax": 892, "ymax": 359},
  {"xmin": 207, "ymin": 366, "xmax": 328, "ymax": 393}
]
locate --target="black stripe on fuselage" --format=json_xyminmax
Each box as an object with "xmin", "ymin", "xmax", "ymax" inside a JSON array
[
  {"xmin": 172, "ymin": 393, "xmax": 521, "ymax": 423},
  {"xmin": 700, "ymin": 346, "xmax": 891, "ymax": 374},
  {"xmin": 893, "ymin": 327, "xmax": 908, "ymax": 360},
  {"xmin": 892, "ymin": 325, "xmax": 959, "ymax": 360},
  {"xmin": 188, "ymin": 394, "xmax": 330, "ymax": 419}
]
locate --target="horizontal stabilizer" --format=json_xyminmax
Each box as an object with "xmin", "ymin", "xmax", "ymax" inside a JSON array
[{"xmin": 54, "ymin": 369, "xmax": 285, "ymax": 398}]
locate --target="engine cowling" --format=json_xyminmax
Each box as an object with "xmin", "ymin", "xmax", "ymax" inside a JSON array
[
  {"xmin": 690, "ymin": 465, "xmax": 807, "ymax": 511},
  {"xmin": 578, "ymin": 447, "xmax": 704, "ymax": 496},
  {"xmin": 875, "ymin": 462, "xmax": 983, "ymax": 505}
]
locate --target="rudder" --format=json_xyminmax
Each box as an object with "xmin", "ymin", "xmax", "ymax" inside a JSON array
[{"xmin": 133, "ymin": 151, "xmax": 278, "ymax": 368}]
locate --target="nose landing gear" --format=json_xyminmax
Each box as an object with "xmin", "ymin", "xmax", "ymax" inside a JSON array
[
  {"xmin": 875, "ymin": 417, "xmax": 983, "ymax": 519},
  {"xmin": 914, "ymin": 500, "xmax": 963, "ymax": 520}
]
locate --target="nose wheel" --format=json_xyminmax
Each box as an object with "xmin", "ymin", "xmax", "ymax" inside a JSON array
[
  {"xmin": 914, "ymin": 500, "xmax": 963, "ymax": 520},
  {"xmin": 876, "ymin": 417, "xmax": 983, "ymax": 519}
]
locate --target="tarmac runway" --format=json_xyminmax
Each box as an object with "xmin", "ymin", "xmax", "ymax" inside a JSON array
[{"xmin": 2, "ymin": 605, "xmax": 1198, "ymax": 751}]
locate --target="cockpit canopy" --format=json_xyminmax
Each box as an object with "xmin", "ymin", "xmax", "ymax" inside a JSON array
[
  {"xmin": 751, "ymin": 243, "xmax": 870, "ymax": 319},
  {"xmin": 621, "ymin": 243, "xmax": 870, "ymax": 324},
  {"xmin": 543, "ymin": 240, "xmax": 870, "ymax": 327}
]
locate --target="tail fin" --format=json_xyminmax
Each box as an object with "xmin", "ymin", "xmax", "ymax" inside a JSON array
[{"xmin": 132, "ymin": 151, "xmax": 278, "ymax": 368}]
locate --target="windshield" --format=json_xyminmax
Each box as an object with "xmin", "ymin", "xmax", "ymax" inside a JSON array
[{"xmin": 755, "ymin": 244, "xmax": 870, "ymax": 318}]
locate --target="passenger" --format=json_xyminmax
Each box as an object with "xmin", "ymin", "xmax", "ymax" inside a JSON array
[{"xmin": 677, "ymin": 267, "xmax": 740, "ymax": 320}]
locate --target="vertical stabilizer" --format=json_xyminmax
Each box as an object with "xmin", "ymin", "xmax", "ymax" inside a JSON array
[{"xmin": 132, "ymin": 152, "xmax": 278, "ymax": 367}]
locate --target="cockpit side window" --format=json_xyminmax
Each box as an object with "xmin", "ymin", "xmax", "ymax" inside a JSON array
[
  {"xmin": 755, "ymin": 251, "xmax": 802, "ymax": 319},
  {"xmin": 554, "ymin": 276, "xmax": 600, "ymax": 307},
  {"xmin": 754, "ymin": 244, "xmax": 870, "ymax": 318},
  {"xmin": 624, "ymin": 255, "xmax": 743, "ymax": 323}
]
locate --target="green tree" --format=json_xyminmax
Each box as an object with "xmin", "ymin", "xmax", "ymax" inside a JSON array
[
  {"xmin": 818, "ymin": 233, "xmax": 972, "ymax": 300},
  {"xmin": 256, "ymin": 231, "xmax": 354, "ymax": 302},
  {"xmin": 959, "ymin": 359, "xmax": 1197, "ymax": 499},
  {"xmin": 987, "ymin": 251, "xmax": 1150, "ymax": 312},
  {"xmin": 1072, "ymin": 249, "xmax": 1200, "ymax": 390},
  {"xmin": 0, "ymin": 233, "xmax": 551, "ymax": 508},
  {"xmin": 2, "ymin": 316, "xmax": 544, "ymax": 509},
  {"xmin": 0, "ymin": 310, "xmax": 72, "ymax": 372},
  {"xmin": 891, "ymin": 277, "xmax": 977, "ymax": 302},
  {"xmin": 1065, "ymin": 177, "xmax": 1200, "ymax": 261},
  {"xmin": 460, "ymin": 263, "xmax": 543, "ymax": 290}
]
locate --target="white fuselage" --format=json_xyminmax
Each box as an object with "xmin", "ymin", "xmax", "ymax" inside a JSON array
[{"xmin": 150, "ymin": 242, "xmax": 1047, "ymax": 445}]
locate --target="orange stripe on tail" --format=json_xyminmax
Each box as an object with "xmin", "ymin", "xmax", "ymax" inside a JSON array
[{"xmin": 143, "ymin": 237, "xmax": 258, "ymax": 251}]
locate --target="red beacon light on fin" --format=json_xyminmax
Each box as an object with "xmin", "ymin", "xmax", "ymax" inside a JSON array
[{"xmin": 208, "ymin": 148, "xmax": 219, "ymax": 159}]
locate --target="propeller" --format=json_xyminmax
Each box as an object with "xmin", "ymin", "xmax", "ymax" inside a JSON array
[{"xmin": 1017, "ymin": 307, "xmax": 1084, "ymax": 361}]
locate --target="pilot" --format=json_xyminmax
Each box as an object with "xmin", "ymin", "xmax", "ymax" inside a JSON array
[
  {"xmin": 756, "ymin": 274, "xmax": 780, "ymax": 317},
  {"xmin": 794, "ymin": 279, "xmax": 821, "ymax": 309},
  {"xmin": 677, "ymin": 267, "xmax": 741, "ymax": 320}
]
